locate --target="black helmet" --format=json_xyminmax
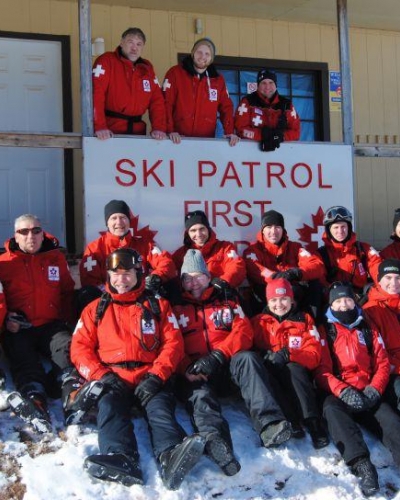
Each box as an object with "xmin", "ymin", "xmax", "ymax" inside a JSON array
[
  {"xmin": 323, "ymin": 206, "xmax": 352, "ymax": 227},
  {"xmin": 106, "ymin": 248, "xmax": 142, "ymax": 276}
]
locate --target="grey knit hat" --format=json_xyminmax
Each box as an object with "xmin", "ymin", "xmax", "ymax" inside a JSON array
[{"xmin": 181, "ymin": 249, "xmax": 210, "ymax": 277}]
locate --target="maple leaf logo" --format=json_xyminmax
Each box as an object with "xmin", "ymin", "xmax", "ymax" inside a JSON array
[
  {"xmin": 100, "ymin": 211, "xmax": 157, "ymax": 244},
  {"xmin": 296, "ymin": 206, "xmax": 325, "ymax": 252}
]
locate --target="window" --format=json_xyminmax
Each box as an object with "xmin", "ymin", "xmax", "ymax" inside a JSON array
[{"xmin": 179, "ymin": 54, "xmax": 330, "ymax": 142}]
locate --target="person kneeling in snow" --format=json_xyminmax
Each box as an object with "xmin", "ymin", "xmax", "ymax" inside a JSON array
[
  {"xmin": 315, "ymin": 282, "xmax": 400, "ymax": 497},
  {"xmin": 172, "ymin": 249, "xmax": 292, "ymax": 478},
  {"xmin": 68, "ymin": 248, "xmax": 204, "ymax": 490}
]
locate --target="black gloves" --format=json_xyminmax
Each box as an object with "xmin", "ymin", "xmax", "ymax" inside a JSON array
[
  {"xmin": 263, "ymin": 348, "xmax": 290, "ymax": 368},
  {"xmin": 188, "ymin": 350, "xmax": 226, "ymax": 377},
  {"xmin": 7, "ymin": 312, "xmax": 32, "ymax": 329},
  {"xmin": 100, "ymin": 372, "xmax": 127, "ymax": 393},
  {"xmin": 260, "ymin": 127, "xmax": 284, "ymax": 152},
  {"xmin": 363, "ymin": 386, "xmax": 381, "ymax": 410},
  {"xmin": 271, "ymin": 268, "xmax": 303, "ymax": 282},
  {"xmin": 145, "ymin": 274, "xmax": 162, "ymax": 295},
  {"xmin": 339, "ymin": 387, "xmax": 366, "ymax": 412},
  {"xmin": 210, "ymin": 277, "xmax": 235, "ymax": 299},
  {"xmin": 134, "ymin": 373, "xmax": 163, "ymax": 407}
]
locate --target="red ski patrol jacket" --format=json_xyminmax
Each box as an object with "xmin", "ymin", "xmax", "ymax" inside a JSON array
[
  {"xmin": 173, "ymin": 230, "xmax": 246, "ymax": 289},
  {"xmin": 243, "ymin": 231, "xmax": 325, "ymax": 286},
  {"xmin": 0, "ymin": 233, "xmax": 75, "ymax": 327},
  {"xmin": 92, "ymin": 48, "xmax": 166, "ymax": 135},
  {"xmin": 71, "ymin": 281, "xmax": 184, "ymax": 386},
  {"xmin": 251, "ymin": 309, "xmax": 322, "ymax": 371},
  {"xmin": 162, "ymin": 57, "xmax": 234, "ymax": 137},
  {"xmin": 173, "ymin": 287, "xmax": 253, "ymax": 374},
  {"xmin": 364, "ymin": 285, "xmax": 400, "ymax": 375},
  {"xmin": 318, "ymin": 231, "xmax": 381, "ymax": 289},
  {"xmin": 381, "ymin": 239, "xmax": 400, "ymax": 260},
  {"xmin": 0, "ymin": 280, "xmax": 7, "ymax": 326},
  {"xmin": 234, "ymin": 90, "xmax": 300, "ymax": 142},
  {"xmin": 315, "ymin": 316, "xmax": 390, "ymax": 397},
  {"xmin": 80, "ymin": 231, "xmax": 176, "ymax": 288}
]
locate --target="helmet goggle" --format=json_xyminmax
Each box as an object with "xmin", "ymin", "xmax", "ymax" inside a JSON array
[
  {"xmin": 323, "ymin": 206, "xmax": 352, "ymax": 226},
  {"xmin": 106, "ymin": 250, "xmax": 142, "ymax": 272}
]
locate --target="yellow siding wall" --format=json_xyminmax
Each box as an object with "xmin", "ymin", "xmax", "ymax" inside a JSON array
[{"xmin": 1, "ymin": 1, "xmax": 400, "ymax": 250}]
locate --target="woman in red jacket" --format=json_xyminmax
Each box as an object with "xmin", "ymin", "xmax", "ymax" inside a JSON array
[
  {"xmin": 315, "ymin": 282, "xmax": 400, "ymax": 497},
  {"xmin": 363, "ymin": 258, "xmax": 400, "ymax": 412},
  {"xmin": 69, "ymin": 248, "xmax": 204, "ymax": 490},
  {"xmin": 251, "ymin": 278, "xmax": 329, "ymax": 449}
]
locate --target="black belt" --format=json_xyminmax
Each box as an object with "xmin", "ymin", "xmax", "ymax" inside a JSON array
[
  {"xmin": 105, "ymin": 110, "xmax": 143, "ymax": 134},
  {"xmin": 104, "ymin": 361, "xmax": 148, "ymax": 369}
]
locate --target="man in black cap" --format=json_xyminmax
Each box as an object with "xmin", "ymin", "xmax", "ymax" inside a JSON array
[
  {"xmin": 234, "ymin": 69, "xmax": 300, "ymax": 151},
  {"xmin": 364, "ymin": 258, "xmax": 400, "ymax": 412},
  {"xmin": 78, "ymin": 199, "xmax": 176, "ymax": 311},
  {"xmin": 243, "ymin": 209, "xmax": 324, "ymax": 315},
  {"xmin": 381, "ymin": 208, "xmax": 400, "ymax": 259},
  {"xmin": 162, "ymin": 38, "xmax": 239, "ymax": 146}
]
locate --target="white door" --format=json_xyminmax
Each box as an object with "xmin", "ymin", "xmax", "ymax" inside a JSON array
[{"xmin": 0, "ymin": 37, "xmax": 65, "ymax": 247}]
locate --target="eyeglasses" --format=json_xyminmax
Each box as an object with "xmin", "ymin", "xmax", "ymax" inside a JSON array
[
  {"xmin": 182, "ymin": 274, "xmax": 208, "ymax": 284},
  {"xmin": 15, "ymin": 227, "xmax": 42, "ymax": 236}
]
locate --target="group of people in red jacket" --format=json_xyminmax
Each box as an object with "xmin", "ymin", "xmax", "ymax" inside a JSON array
[
  {"xmin": 2, "ymin": 199, "xmax": 400, "ymax": 495},
  {"xmin": 92, "ymin": 27, "xmax": 300, "ymax": 151}
]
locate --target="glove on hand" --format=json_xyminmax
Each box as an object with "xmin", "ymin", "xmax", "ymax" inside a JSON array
[
  {"xmin": 145, "ymin": 274, "xmax": 162, "ymax": 295},
  {"xmin": 189, "ymin": 350, "xmax": 226, "ymax": 377},
  {"xmin": 134, "ymin": 373, "xmax": 163, "ymax": 407},
  {"xmin": 362, "ymin": 385, "xmax": 381, "ymax": 410},
  {"xmin": 339, "ymin": 386, "xmax": 367, "ymax": 412},
  {"xmin": 272, "ymin": 268, "xmax": 303, "ymax": 282},
  {"xmin": 7, "ymin": 312, "xmax": 32, "ymax": 329},
  {"xmin": 210, "ymin": 277, "xmax": 235, "ymax": 299},
  {"xmin": 264, "ymin": 348, "xmax": 290, "ymax": 368},
  {"xmin": 260, "ymin": 127, "xmax": 284, "ymax": 152},
  {"xmin": 100, "ymin": 372, "xmax": 127, "ymax": 393}
]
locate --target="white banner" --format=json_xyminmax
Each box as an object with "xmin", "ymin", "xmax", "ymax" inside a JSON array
[{"xmin": 83, "ymin": 137, "xmax": 354, "ymax": 255}]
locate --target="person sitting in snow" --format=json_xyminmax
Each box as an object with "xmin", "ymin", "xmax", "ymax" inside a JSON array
[
  {"xmin": 315, "ymin": 282, "xmax": 400, "ymax": 497},
  {"xmin": 68, "ymin": 248, "xmax": 204, "ymax": 490},
  {"xmin": 251, "ymin": 278, "xmax": 329, "ymax": 449},
  {"xmin": 172, "ymin": 249, "xmax": 292, "ymax": 477}
]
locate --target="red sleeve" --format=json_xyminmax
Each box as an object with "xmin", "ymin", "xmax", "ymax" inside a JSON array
[
  {"xmin": 363, "ymin": 243, "xmax": 382, "ymax": 284},
  {"xmin": 313, "ymin": 328, "xmax": 348, "ymax": 397},
  {"xmin": 217, "ymin": 79, "xmax": 234, "ymax": 135},
  {"xmin": 0, "ymin": 282, "xmax": 6, "ymax": 327},
  {"xmin": 288, "ymin": 316, "xmax": 322, "ymax": 370},
  {"xmin": 234, "ymin": 97, "xmax": 262, "ymax": 141},
  {"xmin": 217, "ymin": 311, "xmax": 254, "ymax": 359},
  {"xmin": 59, "ymin": 255, "xmax": 76, "ymax": 324},
  {"xmin": 243, "ymin": 243, "xmax": 274, "ymax": 285},
  {"xmin": 163, "ymin": 67, "xmax": 179, "ymax": 134},
  {"xmin": 283, "ymin": 102, "xmax": 301, "ymax": 141},
  {"xmin": 297, "ymin": 245, "xmax": 326, "ymax": 281},
  {"xmin": 214, "ymin": 242, "xmax": 246, "ymax": 288},
  {"xmin": 79, "ymin": 239, "xmax": 107, "ymax": 288},
  {"xmin": 146, "ymin": 242, "xmax": 177, "ymax": 282},
  {"xmin": 369, "ymin": 330, "xmax": 391, "ymax": 394},
  {"xmin": 147, "ymin": 71, "xmax": 167, "ymax": 133},
  {"xmin": 92, "ymin": 53, "xmax": 112, "ymax": 132}
]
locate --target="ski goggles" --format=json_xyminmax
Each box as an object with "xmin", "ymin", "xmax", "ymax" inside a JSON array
[
  {"xmin": 106, "ymin": 249, "xmax": 142, "ymax": 272},
  {"xmin": 323, "ymin": 206, "xmax": 352, "ymax": 226}
]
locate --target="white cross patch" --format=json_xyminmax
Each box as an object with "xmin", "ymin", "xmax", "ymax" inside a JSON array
[
  {"xmin": 291, "ymin": 107, "xmax": 297, "ymax": 118},
  {"xmin": 178, "ymin": 313, "xmax": 190, "ymax": 328},
  {"xmin": 299, "ymin": 248, "xmax": 311, "ymax": 258},
  {"xmin": 227, "ymin": 250, "xmax": 238, "ymax": 259},
  {"xmin": 162, "ymin": 79, "xmax": 171, "ymax": 91},
  {"xmin": 93, "ymin": 64, "xmax": 105, "ymax": 77},
  {"xmin": 73, "ymin": 319, "xmax": 84, "ymax": 335},
  {"xmin": 151, "ymin": 246, "xmax": 162, "ymax": 255},
  {"xmin": 84, "ymin": 256, "xmax": 98, "ymax": 272},
  {"xmin": 154, "ymin": 77, "xmax": 160, "ymax": 86},
  {"xmin": 252, "ymin": 115, "xmax": 263, "ymax": 127},
  {"xmin": 309, "ymin": 326, "xmax": 320, "ymax": 341},
  {"xmin": 233, "ymin": 306, "xmax": 245, "ymax": 318},
  {"xmin": 246, "ymin": 253, "xmax": 258, "ymax": 261},
  {"xmin": 168, "ymin": 314, "xmax": 179, "ymax": 329},
  {"xmin": 237, "ymin": 103, "xmax": 248, "ymax": 115},
  {"xmin": 369, "ymin": 247, "xmax": 380, "ymax": 256}
]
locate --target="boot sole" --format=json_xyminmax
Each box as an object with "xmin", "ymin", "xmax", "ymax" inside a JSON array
[
  {"xmin": 84, "ymin": 460, "xmax": 144, "ymax": 487},
  {"xmin": 206, "ymin": 437, "xmax": 241, "ymax": 476},
  {"xmin": 8, "ymin": 392, "xmax": 52, "ymax": 434},
  {"xmin": 163, "ymin": 436, "xmax": 206, "ymax": 490},
  {"xmin": 261, "ymin": 421, "xmax": 292, "ymax": 448}
]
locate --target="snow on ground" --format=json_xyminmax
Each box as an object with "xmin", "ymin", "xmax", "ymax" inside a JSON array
[{"xmin": 0, "ymin": 373, "xmax": 399, "ymax": 500}]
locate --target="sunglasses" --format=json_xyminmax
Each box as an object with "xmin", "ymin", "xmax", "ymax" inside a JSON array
[{"xmin": 15, "ymin": 227, "xmax": 42, "ymax": 236}]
